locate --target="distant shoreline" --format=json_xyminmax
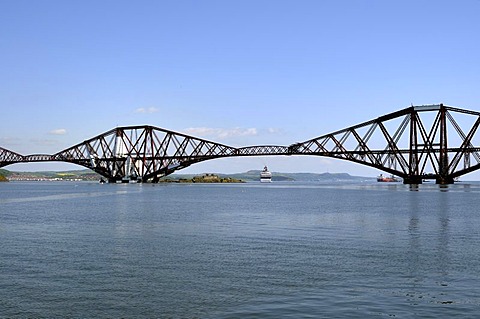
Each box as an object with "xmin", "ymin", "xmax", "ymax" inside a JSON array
[{"xmin": 0, "ymin": 168, "xmax": 373, "ymax": 183}]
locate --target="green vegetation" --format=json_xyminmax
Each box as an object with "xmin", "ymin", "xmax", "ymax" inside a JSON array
[
  {"xmin": 0, "ymin": 169, "xmax": 8, "ymax": 181},
  {"xmin": 0, "ymin": 169, "xmax": 101, "ymax": 181},
  {"xmin": 160, "ymin": 174, "xmax": 244, "ymax": 183}
]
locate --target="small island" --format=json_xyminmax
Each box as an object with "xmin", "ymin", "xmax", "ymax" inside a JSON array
[{"xmin": 160, "ymin": 173, "xmax": 244, "ymax": 183}]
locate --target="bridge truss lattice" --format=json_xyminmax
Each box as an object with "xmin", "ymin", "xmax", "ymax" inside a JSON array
[{"xmin": 2, "ymin": 104, "xmax": 480, "ymax": 184}]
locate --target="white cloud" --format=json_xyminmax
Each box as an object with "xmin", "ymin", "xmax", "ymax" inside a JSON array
[
  {"xmin": 184, "ymin": 127, "xmax": 258, "ymax": 139},
  {"xmin": 49, "ymin": 129, "xmax": 67, "ymax": 135},
  {"xmin": 135, "ymin": 107, "xmax": 159, "ymax": 114},
  {"xmin": 267, "ymin": 127, "xmax": 283, "ymax": 134}
]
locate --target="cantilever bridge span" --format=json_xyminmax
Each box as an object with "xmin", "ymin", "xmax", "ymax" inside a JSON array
[{"xmin": 2, "ymin": 104, "xmax": 480, "ymax": 184}]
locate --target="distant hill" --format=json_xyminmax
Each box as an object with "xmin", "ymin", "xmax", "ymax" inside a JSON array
[
  {"xmin": 1, "ymin": 169, "xmax": 101, "ymax": 181},
  {"xmin": 170, "ymin": 170, "xmax": 371, "ymax": 182}
]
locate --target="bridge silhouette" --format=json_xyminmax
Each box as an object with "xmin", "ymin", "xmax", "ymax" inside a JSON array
[{"xmin": 2, "ymin": 104, "xmax": 480, "ymax": 184}]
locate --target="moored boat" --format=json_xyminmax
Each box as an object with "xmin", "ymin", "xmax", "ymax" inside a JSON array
[{"xmin": 377, "ymin": 174, "xmax": 399, "ymax": 182}]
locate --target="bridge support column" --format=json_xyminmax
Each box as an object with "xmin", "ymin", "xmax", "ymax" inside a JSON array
[
  {"xmin": 403, "ymin": 176, "xmax": 423, "ymax": 184},
  {"xmin": 436, "ymin": 176, "xmax": 455, "ymax": 185}
]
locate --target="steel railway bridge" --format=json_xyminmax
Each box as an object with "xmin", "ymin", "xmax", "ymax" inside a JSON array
[{"xmin": 2, "ymin": 104, "xmax": 480, "ymax": 184}]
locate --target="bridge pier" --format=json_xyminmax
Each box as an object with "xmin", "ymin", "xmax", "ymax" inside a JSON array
[
  {"xmin": 436, "ymin": 176, "xmax": 455, "ymax": 185},
  {"xmin": 403, "ymin": 176, "xmax": 455, "ymax": 185},
  {"xmin": 403, "ymin": 176, "xmax": 423, "ymax": 185}
]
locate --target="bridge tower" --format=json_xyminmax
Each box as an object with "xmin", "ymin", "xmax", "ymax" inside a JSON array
[
  {"xmin": 405, "ymin": 104, "xmax": 454, "ymax": 184},
  {"xmin": 406, "ymin": 107, "xmax": 421, "ymax": 184},
  {"xmin": 438, "ymin": 104, "xmax": 453, "ymax": 184}
]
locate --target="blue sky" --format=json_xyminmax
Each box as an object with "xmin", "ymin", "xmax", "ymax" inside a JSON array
[{"xmin": 1, "ymin": 0, "xmax": 480, "ymax": 178}]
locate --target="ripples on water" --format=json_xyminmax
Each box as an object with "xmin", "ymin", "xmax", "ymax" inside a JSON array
[{"xmin": 1, "ymin": 181, "xmax": 480, "ymax": 318}]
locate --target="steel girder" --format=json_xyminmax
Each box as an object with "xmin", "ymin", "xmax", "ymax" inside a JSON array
[
  {"xmin": 237, "ymin": 145, "xmax": 289, "ymax": 156},
  {"xmin": 288, "ymin": 104, "xmax": 480, "ymax": 184},
  {"xmin": 52, "ymin": 125, "xmax": 239, "ymax": 182},
  {"xmin": 0, "ymin": 147, "xmax": 24, "ymax": 168}
]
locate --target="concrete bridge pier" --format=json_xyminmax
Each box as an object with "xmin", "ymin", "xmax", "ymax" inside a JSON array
[
  {"xmin": 436, "ymin": 176, "xmax": 455, "ymax": 185},
  {"xmin": 403, "ymin": 176, "xmax": 423, "ymax": 185},
  {"xmin": 403, "ymin": 175, "xmax": 455, "ymax": 185}
]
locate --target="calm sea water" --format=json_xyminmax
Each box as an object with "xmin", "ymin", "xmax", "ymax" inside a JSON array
[{"xmin": 1, "ymin": 181, "xmax": 480, "ymax": 318}]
